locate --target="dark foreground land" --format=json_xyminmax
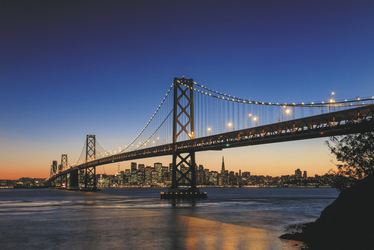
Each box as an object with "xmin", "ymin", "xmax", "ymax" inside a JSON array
[{"xmin": 280, "ymin": 174, "xmax": 374, "ymax": 249}]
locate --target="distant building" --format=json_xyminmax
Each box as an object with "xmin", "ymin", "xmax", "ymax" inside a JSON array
[
  {"xmin": 138, "ymin": 164, "xmax": 145, "ymax": 172},
  {"xmin": 295, "ymin": 168, "xmax": 302, "ymax": 179},
  {"xmin": 154, "ymin": 162, "xmax": 162, "ymax": 183},
  {"xmin": 131, "ymin": 162, "xmax": 137, "ymax": 184},
  {"xmin": 221, "ymin": 156, "xmax": 225, "ymax": 174},
  {"xmin": 199, "ymin": 164, "xmax": 204, "ymax": 171},
  {"xmin": 161, "ymin": 166, "xmax": 169, "ymax": 182},
  {"xmin": 151, "ymin": 170, "xmax": 158, "ymax": 184},
  {"xmin": 242, "ymin": 171, "xmax": 250, "ymax": 178},
  {"xmin": 144, "ymin": 167, "xmax": 152, "ymax": 184},
  {"xmin": 209, "ymin": 171, "xmax": 219, "ymax": 185},
  {"xmin": 131, "ymin": 162, "xmax": 137, "ymax": 173},
  {"xmin": 124, "ymin": 169, "xmax": 131, "ymax": 184},
  {"xmin": 137, "ymin": 171, "xmax": 144, "ymax": 185}
]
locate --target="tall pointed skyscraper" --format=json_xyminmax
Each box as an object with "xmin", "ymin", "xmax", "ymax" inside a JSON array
[{"xmin": 221, "ymin": 156, "xmax": 225, "ymax": 174}]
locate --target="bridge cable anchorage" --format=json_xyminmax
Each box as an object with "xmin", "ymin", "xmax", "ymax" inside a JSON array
[
  {"xmin": 121, "ymin": 84, "xmax": 174, "ymax": 152},
  {"xmin": 192, "ymin": 82, "xmax": 374, "ymax": 107}
]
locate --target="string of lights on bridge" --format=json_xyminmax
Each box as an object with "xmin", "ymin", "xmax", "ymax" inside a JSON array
[
  {"xmin": 120, "ymin": 84, "xmax": 174, "ymax": 153},
  {"xmin": 177, "ymin": 80, "xmax": 374, "ymax": 107}
]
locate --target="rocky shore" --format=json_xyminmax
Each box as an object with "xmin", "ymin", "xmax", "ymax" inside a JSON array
[{"xmin": 280, "ymin": 174, "xmax": 374, "ymax": 249}]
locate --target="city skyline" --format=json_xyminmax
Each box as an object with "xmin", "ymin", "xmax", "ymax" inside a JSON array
[
  {"xmin": 1, "ymin": 1, "xmax": 374, "ymax": 179},
  {"xmin": 1, "ymin": 158, "xmax": 332, "ymax": 188}
]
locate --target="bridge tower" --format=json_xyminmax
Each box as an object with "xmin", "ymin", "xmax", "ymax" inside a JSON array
[
  {"xmin": 161, "ymin": 77, "xmax": 206, "ymax": 199},
  {"xmin": 60, "ymin": 154, "xmax": 68, "ymax": 188},
  {"xmin": 49, "ymin": 160, "xmax": 58, "ymax": 187},
  {"xmin": 61, "ymin": 154, "xmax": 68, "ymax": 170},
  {"xmin": 50, "ymin": 160, "xmax": 57, "ymax": 177},
  {"xmin": 81, "ymin": 135, "xmax": 97, "ymax": 190}
]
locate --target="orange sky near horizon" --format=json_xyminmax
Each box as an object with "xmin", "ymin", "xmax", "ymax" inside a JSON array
[{"xmin": 0, "ymin": 137, "xmax": 337, "ymax": 180}]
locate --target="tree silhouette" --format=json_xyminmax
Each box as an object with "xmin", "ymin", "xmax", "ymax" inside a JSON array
[{"xmin": 326, "ymin": 132, "xmax": 374, "ymax": 191}]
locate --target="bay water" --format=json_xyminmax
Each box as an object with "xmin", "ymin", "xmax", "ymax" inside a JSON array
[{"xmin": 0, "ymin": 187, "xmax": 339, "ymax": 249}]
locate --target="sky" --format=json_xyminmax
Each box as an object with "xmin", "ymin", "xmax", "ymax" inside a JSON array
[{"xmin": 1, "ymin": 0, "xmax": 374, "ymax": 179}]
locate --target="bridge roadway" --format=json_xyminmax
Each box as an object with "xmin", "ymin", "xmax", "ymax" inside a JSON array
[{"xmin": 51, "ymin": 105, "xmax": 374, "ymax": 180}]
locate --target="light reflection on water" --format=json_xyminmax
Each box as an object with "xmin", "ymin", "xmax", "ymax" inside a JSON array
[{"xmin": 0, "ymin": 188, "xmax": 338, "ymax": 249}]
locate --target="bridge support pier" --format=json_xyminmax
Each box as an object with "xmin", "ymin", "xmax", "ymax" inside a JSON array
[
  {"xmin": 61, "ymin": 173, "xmax": 67, "ymax": 189},
  {"xmin": 68, "ymin": 169, "xmax": 79, "ymax": 190},
  {"xmin": 78, "ymin": 167, "xmax": 98, "ymax": 191},
  {"xmin": 77, "ymin": 135, "xmax": 99, "ymax": 191},
  {"xmin": 83, "ymin": 166, "xmax": 97, "ymax": 191},
  {"xmin": 161, "ymin": 151, "xmax": 207, "ymax": 199},
  {"xmin": 161, "ymin": 77, "xmax": 206, "ymax": 200}
]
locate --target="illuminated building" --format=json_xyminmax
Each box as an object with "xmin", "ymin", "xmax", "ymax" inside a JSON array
[{"xmin": 295, "ymin": 168, "xmax": 302, "ymax": 179}]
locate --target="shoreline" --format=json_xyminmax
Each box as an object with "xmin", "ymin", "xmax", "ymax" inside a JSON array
[{"xmin": 280, "ymin": 175, "xmax": 374, "ymax": 249}]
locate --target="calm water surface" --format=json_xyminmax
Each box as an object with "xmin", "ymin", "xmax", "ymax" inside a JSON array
[{"xmin": 0, "ymin": 187, "xmax": 339, "ymax": 249}]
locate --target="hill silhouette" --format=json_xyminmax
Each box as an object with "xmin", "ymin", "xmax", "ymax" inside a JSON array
[{"xmin": 280, "ymin": 174, "xmax": 374, "ymax": 249}]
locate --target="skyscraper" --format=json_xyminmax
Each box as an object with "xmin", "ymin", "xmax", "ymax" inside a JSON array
[
  {"xmin": 221, "ymin": 156, "xmax": 228, "ymax": 185},
  {"xmin": 138, "ymin": 164, "xmax": 145, "ymax": 172},
  {"xmin": 131, "ymin": 162, "xmax": 137, "ymax": 184},
  {"xmin": 131, "ymin": 162, "xmax": 137, "ymax": 173},
  {"xmin": 295, "ymin": 168, "xmax": 302, "ymax": 179},
  {"xmin": 154, "ymin": 162, "xmax": 162, "ymax": 183},
  {"xmin": 221, "ymin": 156, "xmax": 225, "ymax": 174}
]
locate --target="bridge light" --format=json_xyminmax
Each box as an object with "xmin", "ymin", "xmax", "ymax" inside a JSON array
[{"xmin": 226, "ymin": 144, "xmax": 230, "ymax": 147}]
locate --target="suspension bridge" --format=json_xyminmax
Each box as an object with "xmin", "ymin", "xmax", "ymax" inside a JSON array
[{"xmin": 45, "ymin": 77, "xmax": 374, "ymax": 198}]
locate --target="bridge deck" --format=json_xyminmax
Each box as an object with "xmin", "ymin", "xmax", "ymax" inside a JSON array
[{"xmin": 50, "ymin": 105, "xmax": 374, "ymax": 180}]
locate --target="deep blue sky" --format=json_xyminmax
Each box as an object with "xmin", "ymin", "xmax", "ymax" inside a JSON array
[{"xmin": 1, "ymin": 0, "xmax": 374, "ymax": 178}]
